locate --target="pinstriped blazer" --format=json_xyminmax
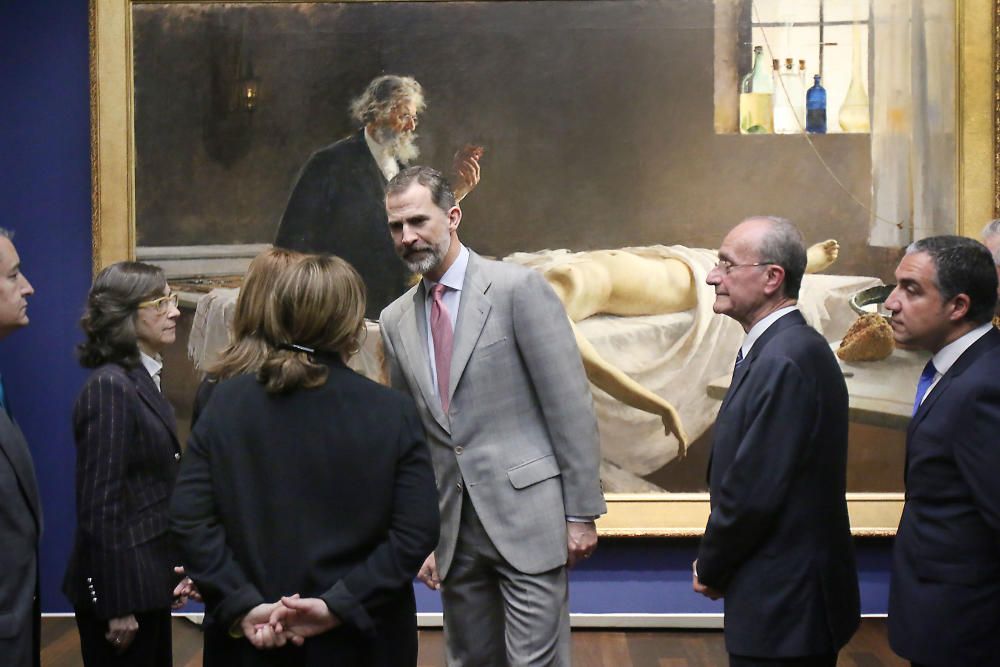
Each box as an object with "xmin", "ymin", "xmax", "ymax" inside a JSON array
[{"xmin": 63, "ymin": 363, "xmax": 183, "ymax": 619}]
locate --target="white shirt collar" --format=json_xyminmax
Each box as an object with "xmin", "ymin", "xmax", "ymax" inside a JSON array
[
  {"xmin": 422, "ymin": 244, "xmax": 469, "ymax": 294},
  {"xmin": 364, "ymin": 128, "xmax": 400, "ymax": 182},
  {"xmin": 931, "ymin": 321, "xmax": 994, "ymax": 376},
  {"xmin": 139, "ymin": 351, "xmax": 163, "ymax": 390},
  {"xmin": 741, "ymin": 305, "xmax": 799, "ymax": 358}
]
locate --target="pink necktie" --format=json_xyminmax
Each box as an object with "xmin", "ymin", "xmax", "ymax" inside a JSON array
[{"xmin": 430, "ymin": 283, "xmax": 454, "ymax": 412}]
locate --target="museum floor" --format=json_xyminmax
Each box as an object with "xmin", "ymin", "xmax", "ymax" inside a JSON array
[{"xmin": 40, "ymin": 617, "xmax": 905, "ymax": 666}]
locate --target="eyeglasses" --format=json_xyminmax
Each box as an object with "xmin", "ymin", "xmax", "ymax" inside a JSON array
[
  {"xmin": 395, "ymin": 111, "xmax": 418, "ymax": 126},
  {"xmin": 138, "ymin": 293, "xmax": 179, "ymax": 313},
  {"xmin": 712, "ymin": 260, "xmax": 775, "ymax": 275}
]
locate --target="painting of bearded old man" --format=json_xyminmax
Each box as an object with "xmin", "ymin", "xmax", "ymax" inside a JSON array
[{"xmin": 274, "ymin": 74, "xmax": 482, "ymax": 318}]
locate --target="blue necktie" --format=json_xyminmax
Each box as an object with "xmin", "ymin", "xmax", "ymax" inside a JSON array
[
  {"xmin": 0, "ymin": 372, "xmax": 10, "ymax": 419},
  {"xmin": 735, "ymin": 348, "xmax": 745, "ymax": 369},
  {"xmin": 912, "ymin": 360, "xmax": 938, "ymax": 415}
]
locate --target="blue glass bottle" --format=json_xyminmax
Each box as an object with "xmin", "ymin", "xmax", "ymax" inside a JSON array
[{"xmin": 806, "ymin": 75, "xmax": 827, "ymax": 134}]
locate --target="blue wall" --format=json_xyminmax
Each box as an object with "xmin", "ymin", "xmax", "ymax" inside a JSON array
[{"xmin": 0, "ymin": 0, "xmax": 893, "ymax": 616}]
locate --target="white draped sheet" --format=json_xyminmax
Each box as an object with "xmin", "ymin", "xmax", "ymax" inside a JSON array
[{"xmin": 188, "ymin": 246, "xmax": 880, "ymax": 492}]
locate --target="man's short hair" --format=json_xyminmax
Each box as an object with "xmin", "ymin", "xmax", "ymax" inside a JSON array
[
  {"xmin": 907, "ymin": 235, "xmax": 998, "ymax": 325},
  {"xmin": 0, "ymin": 228, "xmax": 12, "ymax": 239},
  {"xmin": 753, "ymin": 216, "xmax": 807, "ymax": 299},
  {"xmin": 981, "ymin": 219, "xmax": 1000, "ymax": 264},
  {"xmin": 386, "ymin": 166, "xmax": 457, "ymax": 213},
  {"xmin": 350, "ymin": 75, "xmax": 425, "ymax": 126}
]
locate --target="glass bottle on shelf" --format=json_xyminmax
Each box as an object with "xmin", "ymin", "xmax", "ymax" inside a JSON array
[
  {"xmin": 838, "ymin": 24, "xmax": 870, "ymax": 132},
  {"xmin": 806, "ymin": 74, "xmax": 827, "ymax": 134},
  {"xmin": 739, "ymin": 46, "xmax": 773, "ymax": 134},
  {"xmin": 774, "ymin": 57, "xmax": 804, "ymax": 134}
]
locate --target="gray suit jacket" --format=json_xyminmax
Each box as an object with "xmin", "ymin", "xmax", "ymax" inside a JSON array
[
  {"xmin": 380, "ymin": 251, "xmax": 605, "ymax": 579},
  {"xmin": 0, "ymin": 407, "xmax": 42, "ymax": 667}
]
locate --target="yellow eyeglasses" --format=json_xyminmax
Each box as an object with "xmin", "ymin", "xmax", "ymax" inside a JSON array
[{"xmin": 138, "ymin": 293, "xmax": 179, "ymax": 313}]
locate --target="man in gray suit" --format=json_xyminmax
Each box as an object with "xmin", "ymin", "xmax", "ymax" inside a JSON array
[
  {"xmin": 0, "ymin": 229, "xmax": 42, "ymax": 667},
  {"xmin": 380, "ymin": 167, "xmax": 606, "ymax": 666}
]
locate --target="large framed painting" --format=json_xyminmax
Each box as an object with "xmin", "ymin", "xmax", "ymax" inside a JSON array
[{"xmin": 91, "ymin": 0, "xmax": 998, "ymax": 535}]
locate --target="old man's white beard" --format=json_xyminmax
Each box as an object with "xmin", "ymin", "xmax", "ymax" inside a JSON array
[{"xmin": 375, "ymin": 126, "xmax": 420, "ymax": 165}]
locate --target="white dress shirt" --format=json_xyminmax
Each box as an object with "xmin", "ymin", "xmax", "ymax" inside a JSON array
[
  {"xmin": 739, "ymin": 305, "xmax": 800, "ymax": 360},
  {"xmin": 139, "ymin": 351, "xmax": 163, "ymax": 392}
]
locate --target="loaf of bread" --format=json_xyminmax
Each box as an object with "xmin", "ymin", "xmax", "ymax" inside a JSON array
[{"xmin": 837, "ymin": 313, "xmax": 894, "ymax": 362}]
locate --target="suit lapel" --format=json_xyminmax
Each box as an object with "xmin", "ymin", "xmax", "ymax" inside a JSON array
[
  {"xmin": 718, "ymin": 310, "xmax": 806, "ymax": 414},
  {"xmin": 0, "ymin": 411, "xmax": 42, "ymax": 530},
  {"xmin": 129, "ymin": 367, "xmax": 179, "ymax": 451},
  {"xmin": 398, "ymin": 284, "xmax": 450, "ymax": 432},
  {"xmin": 907, "ymin": 327, "xmax": 1000, "ymax": 439},
  {"xmin": 448, "ymin": 253, "xmax": 492, "ymax": 402}
]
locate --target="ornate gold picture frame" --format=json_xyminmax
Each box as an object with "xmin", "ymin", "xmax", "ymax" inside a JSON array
[{"xmin": 91, "ymin": 0, "xmax": 998, "ymax": 536}]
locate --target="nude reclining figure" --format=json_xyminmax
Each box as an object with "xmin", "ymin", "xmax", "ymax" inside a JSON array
[{"xmin": 542, "ymin": 240, "xmax": 840, "ymax": 457}]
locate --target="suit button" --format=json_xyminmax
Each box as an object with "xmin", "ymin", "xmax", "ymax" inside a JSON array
[
  {"xmin": 174, "ymin": 452, "xmax": 181, "ymax": 461},
  {"xmin": 456, "ymin": 481, "xmax": 463, "ymax": 491},
  {"xmin": 86, "ymin": 577, "xmax": 93, "ymax": 583},
  {"xmin": 455, "ymin": 446, "xmax": 464, "ymax": 455}
]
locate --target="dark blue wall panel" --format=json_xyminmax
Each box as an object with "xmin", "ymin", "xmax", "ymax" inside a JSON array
[{"xmin": 1, "ymin": 0, "xmax": 893, "ymax": 617}]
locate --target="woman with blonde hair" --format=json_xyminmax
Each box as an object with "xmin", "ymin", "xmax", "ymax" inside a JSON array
[
  {"xmin": 171, "ymin": 255, "xmax": 439, "ymax": 666},
  {"xmin": 191, "ymin": 247, "xmax": 306, "ymax": 425}
]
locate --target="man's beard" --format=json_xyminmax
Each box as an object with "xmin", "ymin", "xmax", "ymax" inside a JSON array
[
  {"xmin": 400, "ymin": 236, "xmax": 451, "ymax": 275},
  {"xmin": 375, "ymin": 126, "xmax": 420, "ymax": 165}
]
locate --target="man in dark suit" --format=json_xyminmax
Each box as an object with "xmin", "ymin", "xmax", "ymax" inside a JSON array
[
  {"xmin": 275, "ymin": 74, "xmax": 482, "ymax": 318},
  {"xmin": 884, "ymin": 235, "xmax": 1000, "ymax": 667},
  {"xmin": 0, "ymin": 229, "xmax": 42, "ymax": 667},
  {"xmin": 694, "ymin": 216, "xmax": 860, "ymax": 667},
  {"xmin": 380, "ymin": 167, "xmax": 605, "ymax": 665}
]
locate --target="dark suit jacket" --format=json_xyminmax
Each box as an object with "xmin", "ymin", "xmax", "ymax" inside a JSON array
[
  {"xmin": 63, "ymin": 363, "xmax": 183, "ymax": 619},
  {"xmin": 0, "ymin": 402, "xmax": 42, "ymax": 667},
  {"xmin": 274, "ymin": 130, "xmax": 412, "ymax": 318},
  {"xmin": 697, "ymin": 310, "xmax": 859, "ymax": 658},
  {"xmin": 170, "ymin": 357, "xmax": 439, "ymax": 666},
  {"xmin": 888, "ymin": 327, "xmax": 1000, "ymax": 666}
]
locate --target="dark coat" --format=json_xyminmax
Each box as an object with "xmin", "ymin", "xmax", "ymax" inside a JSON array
[
  {"xmin": 888, "ymin": 327, "xmax": 1000, "ymax": 666},
  {"xmin": 274, "ymin": 131, "xmax": 413, "ymax": 319},
  {"xmin": 63, "ymin": 363, "xmax": 183, "ymax": 619},
  {"xmin": 697, "ymin": 310, "xmax": 860, "ymax": 659},
  {"xmin": 0, "ymin": 400, "xmax": 43, "ymax": 667},
  {"xmin": 170, "ymin": 357, "xmax": 440, "ymax": 667}
]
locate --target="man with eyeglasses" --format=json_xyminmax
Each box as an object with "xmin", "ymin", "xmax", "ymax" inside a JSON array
[
  {"xmin": 693, "ymin": 217, "xmax": 859, "ymax": 667},
  {"xmin": 0, "ymin": 229, "xmax": 43, "ymax": 667},
  {"xmin": 275, "ymin": 74, "xmax": 484, "ymax": 318}
]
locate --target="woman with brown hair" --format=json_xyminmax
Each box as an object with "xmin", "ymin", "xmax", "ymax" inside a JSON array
[
  {"xmin": 191, "ymin": 247, "xmax": 306, "ymax": 426},
  {"xmin": 171, "ymin": 255, "xmax": 439, "ymax": 666},
  {"xmin": 63, "ymin": 261, "xmax": 185, "ymax": 667}
]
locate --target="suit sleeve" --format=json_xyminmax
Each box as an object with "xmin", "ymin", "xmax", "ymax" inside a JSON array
[
  {"xmin": 696, "ymin": 356, "xmax": 813, "ymax": 590},
  {"xmin": 956, "ymin": 382, "xmax": 1000, "ymax": 534},
  {"xmin": 319, "ymin": 399, "xmax": 440, "ymax": 635},
  {"xmin": 379, "ymin": 315, "xmax": 411, "ymax": 394},
  {"xmin": 169, "ymin": 426, "xmax": 264, "ymax": 628},
  {"xmin": 275, "ymin": 153, "xmax": 334, "ymax": 251},
  {"xmin": 511, "ymin": 269, "xmax": 606, "ymax": 518},
  {"xmin": 73, "ymin": 373, "xmax": 142, "ymax": 619}
]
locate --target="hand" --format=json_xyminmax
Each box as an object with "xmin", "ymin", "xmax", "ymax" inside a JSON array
[
  {"xmin": 691, "ymin": 560, "xmax": 723, "ymax": 600},
  {"xmin": 566, "ymin": 520, "xmax": 598, "ymax": 568},
  {"xmin": 241, "ymin": 602, "xmax": 289, "ymax": 650},
  {"xmin": 172, "ymin": 566, "xmax": 202, "ymax": 608},
  {"xmin": 450, "ymin": 144, "xmax": 484, "ymax": 201},
  {"xmin": 417, "ymin": 553, "xmax": 441, "ymax": 590},
  {"xmin": 105, "ymin": 614, "xmax": 139, "ymax": 654},
  {"xmin": 270, "ymin": 594, "xmax": 341, "ymax": 643},
  {"xmin": 660, "ymin": 405, "xmax": 689, "ymax": 458}
]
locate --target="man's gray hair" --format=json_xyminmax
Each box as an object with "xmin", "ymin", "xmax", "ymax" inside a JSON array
[
  {"xmin": 386, "ymin": 166, "xmax": 456, "ymax": 213},
  {"xmin": 350, "ymin": 75, "xmax": 425, "ymax": 127},
  {"xmin": 752, "ymin": 216, "xmax": 807, "ymax": 299},
  {"xmin": 981, "ymin": 219, "xmax": 1000, "ymax": 264}
]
